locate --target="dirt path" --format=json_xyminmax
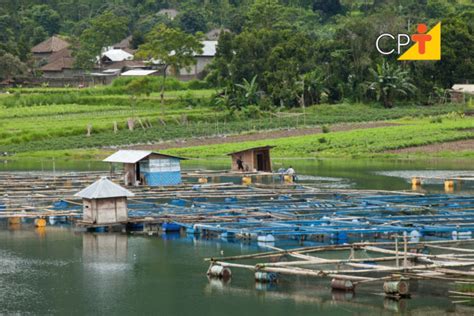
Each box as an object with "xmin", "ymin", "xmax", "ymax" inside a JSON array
[
  {"xmin": 128, "ymin": 122, "xmax": 397, "ymax": 151},
  {"xmin": 386, "ymin": 139, "xmax": 474, "ymax": 154}
]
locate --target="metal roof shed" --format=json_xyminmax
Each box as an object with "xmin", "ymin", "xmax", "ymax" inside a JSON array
[
  {"xmin": 103, "ymin": 150, "xmax": 187, "ymax": 187},
  {"xmin": 227, "ymin": 146, "xmax": 275, "ymax": 172},
  {"xmin": 75, "ymin": 177, "xmax": 134, "ymax": 224},
  {"xmin": 120, "ymin": 70, "xmax": 159, "ymax": 76}
]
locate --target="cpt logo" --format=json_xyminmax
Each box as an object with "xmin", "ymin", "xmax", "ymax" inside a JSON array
[{"xmin": 376, "ymin": 22, "xmax": 441, "ymax": 60}]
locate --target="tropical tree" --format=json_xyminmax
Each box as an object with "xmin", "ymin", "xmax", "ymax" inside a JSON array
[
  {"xmin": 25, "ymin": 5, "xmax": 61, "ymax": 35},
  {"xmin": 0, "ymin": 51, "xmax": 28, "ymax": 82},
  {"xmin": 136, "ymin": 24, "xmax": 203, "ymax": 106},
  {"xmin": 367, "ymin": 62, "xmax": 417, "ymax": 108},
  {"xmin": 302, "ymin": 70, "xmax": 329, "ymax": 105},
  {"xmin": 73, "ymin": 11, "xmax": 129, "ymax": 70},
  {"xmin": 178, "ymin": 8, "xmax": 208, "ymax": 34},
  {"xmin": 235, "ymin": 75, "xmax": 260, "ymax": 106},
  {"xmin": 312, "ymin": 0, "xmax": 344, "ymax": 19}
]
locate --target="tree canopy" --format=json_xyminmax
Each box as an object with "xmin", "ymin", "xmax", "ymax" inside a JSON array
[
  {"xmin": 136, "ymin": 24, "xmax": 203, "ymax": 104},
  {"xmin": 1, "ymin": 0, "xmax": 472, "ymax": 107}
]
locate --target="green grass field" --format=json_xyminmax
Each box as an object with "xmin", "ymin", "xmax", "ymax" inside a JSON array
[
  {"xmin": 165, "ymin": 116, "xmax": 474, "ymax": 159},
  {"xmin": 0, "ymin": 85, "xmax": 473, "ymax": 159}
]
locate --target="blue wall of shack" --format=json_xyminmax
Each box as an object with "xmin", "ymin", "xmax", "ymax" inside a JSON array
[{"xmin": 139, "ymin": 158, "xmax": 182, "ymax": 186}]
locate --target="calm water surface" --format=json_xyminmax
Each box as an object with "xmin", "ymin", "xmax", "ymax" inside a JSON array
[{"xmin": 1, "ymin": 158, "xmax": 474, "ymax": 315}]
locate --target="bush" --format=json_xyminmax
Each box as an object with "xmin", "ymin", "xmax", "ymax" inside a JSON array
[
  {"xmin": 318, "ymin": 137, "xmax": 327, "ymax": 143},
  {"xmin": 430, "ymin": 117, "xmax": 443, "ymax": 124},
  {"xmin": 322, "ymin": 125, "xmax": 330, "ymax": 133},
  {"xmin": 187, "ymin": 80, "xmax": 210, "ymax": 90}
]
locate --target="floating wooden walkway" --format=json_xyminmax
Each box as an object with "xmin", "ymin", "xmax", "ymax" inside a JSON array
[{"xmin": 205, "ymin": 237, "xmax": 474, "ymax": 298}]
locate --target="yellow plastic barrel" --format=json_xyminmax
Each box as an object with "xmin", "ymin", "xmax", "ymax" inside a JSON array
[
  {"xmin": 8, "ymin": 217, "xmax": 21, "ymax": 225},
  {"xmin": 198, "ymin": 177, "xmax": 208, "ymax": 184},
  {"xmin": 34, "ymin": 218, "xmax": 47, "ymax": 227},
  {"xmin": 284, "ymin": 175, "xmax": 293, "ymax": 183},
  {"xmin": 444, "ymin": 180, "xmax": 454, "ymax": 192},
  {"xmin": 411, "ymin": 177, "xmax": 421, "ymax": 186},
  {"xmin": 242, "ymin": 176, "xmax": 252, "ymax": 185}
]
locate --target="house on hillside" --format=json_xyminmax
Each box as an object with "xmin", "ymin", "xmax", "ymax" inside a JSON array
[
  {"xmin": 100, "ymin": 49, "xmax": 134, "ymax": 65},
  {"xmin": 92, "ymin": 49, "xmax": 148, "ymax": 83},
  {"xmin": 32, "ymin": 36, "xmax": 70, "ymax": 63},
  {"xmin": 450, "ymin": 84, "xmax": 474, "ymax": 103},
  {"xmin": 176, "ymin": 40, "xmax": 217, "ymax": 80},
  {"xmin": 112, "ymin": 35, "xmax": 134, "ymax": 53},
  {"xmin": 120, "ymin": 69, "xmax": 160, "ymax": 77},
  {"xmin": 40, "ymin": 48, "xmax": 87, "ymax": 80},
  {"xmin": 104, "ymin": 150, "xmax": 187, "ymax": 186},
  {"xmin": 227, "ymin": 146, "xmax": 274, "ymax": 172},
  {"xmin": 158, "ymin": 9, "xmax": 179, "ymax": 20},
  {"xmin": 205, "ymin": 28, "xmax": 230, "ymax": 40}
]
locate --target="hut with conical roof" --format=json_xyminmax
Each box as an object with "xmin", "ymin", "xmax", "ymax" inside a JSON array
[{"xmin": 75, "ymin": 177, "xmax": 134, "ymax": 224}]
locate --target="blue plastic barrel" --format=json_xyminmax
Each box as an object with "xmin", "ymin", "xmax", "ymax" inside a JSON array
[
  {"xmin": 162, "ymin": 222, "xmax": 181, "ymax": 232},
  {"xmin": 170, "ymin": 199, "xmax": 187, "ymax": 207},
  {"xmin": 53, "ymin": 200, "xmax": 69, "ymax": 210}
]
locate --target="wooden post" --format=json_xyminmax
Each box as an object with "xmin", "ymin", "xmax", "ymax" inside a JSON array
[
  {"xmin": 138, "ymin": 119, "xmax": 146, "ymax": 130},
  {"xmin": 86, "ymin": 124, "xmax": 92, "ymax": 137},
  {"xmin": 113, "ymin": 121, "xmax": 118, "ymax": 134},
  {"xmin": 395, "ymin": 236, "xmax": 399, "ymax": 268},
  {"xmin": 349, "ymin": 247, "xmax": 355, "ymax": 260},
  {"xmin": 145, "ymin": 119, "xmax": 152, "ymax": 128},
  {"xmin": 52, "ymin": 158, "xmax": 56, "ymax": 183},
  {"xmin": 403, "ymin": 233, "xmax": 408, "ymax": 270},
  {"xmin": 127, "ymin": 119, "xmax": 135, "ymax": 131}
]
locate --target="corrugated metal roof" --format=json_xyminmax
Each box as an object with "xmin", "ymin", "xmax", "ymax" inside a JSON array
[
  {"xmin": 103, "ymin": 150, "xmax": 187, "ymax": 163},
  {"xmin": 198, "ymin": 41, "xmax": 217, "ymax": 57},
  {"xmin": 75, "ymin": 177, "xmax": 134, "ymax": 199},
  {"xmin": 102, "ymin": 49, "xmax": 134, "ymax": 62},
  {"xmin": 227, "ymin": 146, "xmax": 275, "ymax": 155},
  {"xmin": 121, "ymin": 69, "xmax": 159, "ymax": 76},
  {"xmin": 104, "ymin": 150, "xmax": 153, "ymax": 163},
  {"xmin": 452, "ymin": 84, "xmax": 474, "ymax": 95}
]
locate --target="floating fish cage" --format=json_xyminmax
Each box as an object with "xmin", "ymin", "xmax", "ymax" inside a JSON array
[{"xmin": 1, "ymin": 171, "xmax": 474, "ymax": 245}]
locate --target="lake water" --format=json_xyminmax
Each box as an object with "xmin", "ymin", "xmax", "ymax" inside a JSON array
[{"xmin": 1, "ymin": 158, "xmax": 474, "ymax": 315}]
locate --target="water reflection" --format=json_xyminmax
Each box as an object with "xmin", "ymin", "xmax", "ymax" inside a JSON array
[
  {"xmin": 82, "ymin": 233, "xmax": 129, "ymax": 270},
  {"xmin": 81, "ymin": 233, "xmax": 131, "ymax": 308}
]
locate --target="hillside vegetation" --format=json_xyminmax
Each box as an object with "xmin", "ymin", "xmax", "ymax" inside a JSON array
[{"xmin": 0, "ymin": 85, "xmax": 472, "ymax": 158}]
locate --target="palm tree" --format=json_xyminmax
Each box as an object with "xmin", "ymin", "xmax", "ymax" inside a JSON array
[{"xmin": 367, "ymin": 62, "xmax": 417, "ymax": 108}]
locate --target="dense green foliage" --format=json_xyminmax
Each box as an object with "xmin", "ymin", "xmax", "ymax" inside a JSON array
[
  {"xmin": 207, "ymin": 0, "xmax": 473, "ymax": 108},
  {"xmin": 136, "ymin": 24, "xmax": 203, "ymax": 104},
  {"xmin": 73, "ymin": 12, "xmax": 130, "ymax": 70},
  {"xmin": 1, "ymin": 1, "xmax": 472, "ymax": 109}
]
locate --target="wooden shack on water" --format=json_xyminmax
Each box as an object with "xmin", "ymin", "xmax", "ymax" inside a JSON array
[
  {"xmin": 74, "ymin": 177, "xmax": 134, "ymax": 224},
  {"xmin": 104, "ymin": 150, "xmax": 186, "ymax": 186},
  {"xmin": 227, "ymin": 146, "xmax": 274, "ymax": 172}
]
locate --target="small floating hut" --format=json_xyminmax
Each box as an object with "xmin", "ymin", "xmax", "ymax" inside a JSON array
[
  {"xmin": 104, "ymin": 150, "xmax": 187, "ymax": 186},
  {"xmin": 74, "ymin": 177, "xmax": 134, "ymax": 224},
  {"xmin": 227, "ymin": 146, "xmax": 274, "ymax": 172}
]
